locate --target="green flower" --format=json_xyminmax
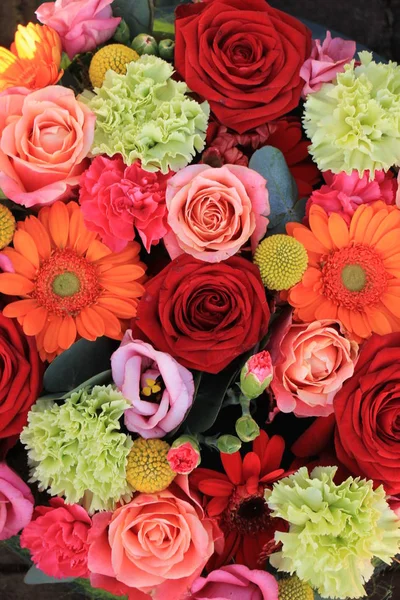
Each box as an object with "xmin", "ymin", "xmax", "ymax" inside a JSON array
[
  {"xmin": 303, "ymin": 52, "xmax": 400, "ymax": 177},
  {"xmin": 20, "ymin": 385, "xmax": 133, "ymax": 514},
  {"xmin": 265, "ymin": 466, "xmax": 400, "ymax": 599},
  {"xmin": 81, "ymin": 55, "xmax": 209, "ymax": 174}
]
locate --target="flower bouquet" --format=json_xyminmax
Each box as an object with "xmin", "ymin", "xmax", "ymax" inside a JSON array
[{"xmin": 0, "ymin": 1, "xmax": 400, "ymax": 599}]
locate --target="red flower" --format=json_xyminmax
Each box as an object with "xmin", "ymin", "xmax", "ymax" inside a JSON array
[
  {"xmin": 190, "ymin": 431, "xmax": 289, "ymax": 569},
  {"xmin": 175, "ymin": 0, "xmax": 312, "ymax": 133}
]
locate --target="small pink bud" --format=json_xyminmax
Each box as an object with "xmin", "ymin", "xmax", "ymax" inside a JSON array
[
  {"xmin": 240, "ymin": 350, "xmax": 273, "ymax": 399},
  {"xmin": 167, "ymin": 437, "xmax": 201, "ymax": 474}
]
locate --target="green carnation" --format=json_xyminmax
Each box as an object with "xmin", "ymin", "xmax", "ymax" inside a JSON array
[
  {"xmin": 265, "ymin": 466, "xmax": 400, "ymax": 599},
  {"xmin": 20, "ymin": 385, "xmax": 133, "ymax": 514},
  {"xmin": 303, "ymin": 52, "xmax": 400, "ymax": 177},
  {"xmin": 81, "ymin": 55, "xmax": 210, "ymax": 174}
]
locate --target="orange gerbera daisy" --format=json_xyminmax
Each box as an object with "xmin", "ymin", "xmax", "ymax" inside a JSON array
[
  {"xmin": 0, "ymin": 202, "xmax": 146, "ymax": 362},
  {"xmin": 0, "ymin": 23, "xmax": 63, "ymax": 92},
  {"xmin": 286, "ymin": 201, "xmax": 400, "ymax": 340}
]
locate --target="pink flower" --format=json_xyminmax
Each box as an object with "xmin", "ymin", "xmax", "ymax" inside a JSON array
[
  {"xmin": 0, "ymin": 86, "xmax": 95, "ymax": 208},
  {"xmin": 270, "ymin": 316, "xmax": 359, "ymax": 417},
  {"xmin": 164, "ymin": 164, "xmax": 269, "ymax": 263},
  {"xmin": 189, "ymin": 565, "xmax": 278, "ymax": 600},
  {"xmin": 0, "ymin": 462, "xmax": 33, "ymax": 540},
  {"xmin": 20, "ymin": 498, "xmax": 92, "ymax": 579},
  {"xmin": 36, "ymin": 0, "xmax": 121, "ymax": 60},
  {"xmin": 240, "ymin": 350, "xmax": 273, "ymax": 399},
  {"xmin": 306, "ymin": 170, "xmax": 397, "ymax": 225},
  {"xmin": 300, "ymin": 31, "xmax": 356, "ymax": 97},
  {"xmin": 87, "ymin": 477, "xmax": 223, "ymax": 600},
  {"xmin": 111, "ymin": 331, "xmax": 195, "ymax": 438},
  {"xmin": 167, "ymin": 439, "xmax": 201, "ymax": 475},
  {"xmin": 79, "ymin": 157, "xmax": 171, "ymax": 253}
]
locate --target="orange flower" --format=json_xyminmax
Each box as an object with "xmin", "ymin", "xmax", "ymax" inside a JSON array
[
  {"xmin": 0, "ymin": 23, "xmax": 63, "ymax": 92},
  {"xmin": 286, "ymin": 201, "xmax": 400, "ymax": 340},
  {"xmin": 0, "ymin": 202, "xmax": 146, "ymax": 362}
]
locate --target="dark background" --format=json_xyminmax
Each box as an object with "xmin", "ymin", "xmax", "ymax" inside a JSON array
[{"xmin": 1, "ymin": 0, "xmax": 400, "ymax": 598}]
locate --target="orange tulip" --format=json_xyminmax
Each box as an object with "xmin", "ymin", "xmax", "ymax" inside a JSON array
[{"xmin": 0, "ymin": 23, "xmax": 63, "ymax": 92}]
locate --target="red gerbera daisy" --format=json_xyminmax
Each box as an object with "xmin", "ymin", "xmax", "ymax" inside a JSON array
[{"xmin": 190, "ymin": 431, "xmax": 289, "ymax": 569}]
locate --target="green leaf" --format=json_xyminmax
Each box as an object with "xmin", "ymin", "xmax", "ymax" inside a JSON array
[
  {"xmin": 112, "ymin": 0, "xmax": 155, "ymax": 39},
  {"xmin": 24, "ymin": 565, "xmax": 75, "ymax": 585},
  {"xmin": 43, "ymin": 337, "xmax": 119, "ymax": 394},
  {"xmin": 249, "ymin": 146, "xmax": 306, "ymax": 234}
]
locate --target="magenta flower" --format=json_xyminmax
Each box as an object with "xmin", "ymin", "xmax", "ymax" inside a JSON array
[
  {"xmin": 240, "ymin": 350, "xmax": 274, "ymax": 399},
  {"xmin": 189, "ymin": 564, "xmax": 278, "ymax": 600},
  {"xmin": 0, "ymin": 462, "xmax": 33, "ymax": 541}
]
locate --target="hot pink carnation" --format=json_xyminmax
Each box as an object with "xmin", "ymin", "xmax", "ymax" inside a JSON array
[
  {"xmin": 300, "ymin": 31, "xmax": 356, "ymax": 97},
  {"xmin": 87, "ymin": 477, "xmax": 223, "ymax": 600},
  {"xmin": 270, "ymin": 315, "xmax": 359, "ymax": 417},
  {"xmin": 306, "ymin": 170, "xmax": 397, "ymax": 224},
  {"xmin": 164, "ymin": 164, "xmax": 269, "ymax": 263},
  {"xmin": 79, "ymin": 156, "xmax": 171, "ymax": 253},
  {"xmin": 0, "ymin": 462, "xmax": 33, "ymax": 541},
  {"xmin": 20, "ymin": 498, "xmax": 92, "ymax": 579},
  {"xmin": 36, "ymin": 0, "xmax": 121, "ymax": 59},
  {"xmin": 167, "ymin": 442, "xmax": 200, "ymax": 475},
  {"xmin": 0, "ymin": 86, "xmax": 95, "ymax": 208},
  {"xmin": 189, "ymin": 565, "xmax": 278, "ymax": 600},
  {"xmin": 111, "ymin": 331, "xmax": 195, "ymax": 438}
]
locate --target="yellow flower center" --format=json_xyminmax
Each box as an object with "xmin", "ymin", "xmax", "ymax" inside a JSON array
[
  {"xmin": 141, "ymin": 378, "xmax": 162, "ymax": 397},
  {"xmin": 126, "ymin": 438, "xmax": 176, "ymax": 494},
  {"xmin": 0, "ymin": 204, "xmax": 16, "ymax": 249},
  {"xmin": 52, "ymin": 272, "xmax": 81, "ymax": 297},
  {"xmin": 341, "ymin": 264, "xmax": 366, "ymax": 292},
  {"xmin": 278, "ymin": 576, "xmax": 314, "ymax": 600},
  {"xmin": 89, "ymin": 44, "xmax": 139, "ymax": 88},
  {"xmin": 254, "ymin": 234, "xmax": 308, "ymax": 290}
]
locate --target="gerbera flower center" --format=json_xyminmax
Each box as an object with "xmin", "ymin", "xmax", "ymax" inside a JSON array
[
  {"xmin": 321, "ymin": 244, "xmax": 389, "ymax": 310},
  {"xmin": 34, "ymin": 249, "xmax": 101, "ymax": 316},
  {"xmin": 222, "ymin": 488, "xmax": 274, "ymax": 536}
]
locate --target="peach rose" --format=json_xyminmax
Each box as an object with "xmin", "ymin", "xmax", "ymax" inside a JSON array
[
  {"xmin": 0, "ymin": 86, "xmax": 95, "ymax": 208},
  {"xmin": 270, "ymin": 317, "xmax": 358, "ymax": 417},
  {"xmin": 164, "ymin": 164, "xmax": 269, "ymax": 263},
  {"xmin": 88, "ymin": 477, "xmax": 223, "ymax": 600}
]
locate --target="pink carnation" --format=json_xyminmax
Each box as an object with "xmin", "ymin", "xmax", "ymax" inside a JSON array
[
  {"xmin": 20, "ymin": 498, "xmax": 92, "ymax": 579},
  {"xmin": 300, "ymin": 31, "xmax": 356, "ymax": 97},
  {"xmin": 36, "ymin": 0, "xmax": 121, "ymax": 60},
  {"xmin": 306, "ymin": 170, "xmax": 397, "ymax": 225},
  {"xmin": 79, "ymin": 156, "xmax": 172, "ymax": 253},
  {"xmin": 167, "ymin": 442, "xmax": 201, "ymax": 475},
  {"xmin": 0, "ymin": 462, "xmax": 33, "ymax": 541}
]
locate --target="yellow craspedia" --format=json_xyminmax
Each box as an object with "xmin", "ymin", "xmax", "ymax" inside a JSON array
[
  {"xmin": 278, "ymin": 576, "xmax": 314, "ymax": 600},
  {"xmin": 254, "ymin": 234, "xmax": 308, "ymax": 291},
  {"xmin": 126, "ymin": 437, "xmax": 176, "ymax": 494},
  {"xmin": 0, "ymin": 204, "xmax": 15, "ymax": 249},
  {"xmin": 89, "ymin": 44, "xmax": 139, "ymax": 88}
]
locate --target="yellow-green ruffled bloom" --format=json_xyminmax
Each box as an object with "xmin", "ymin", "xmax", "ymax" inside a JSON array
[
  {"xmin": 20, "ymin": 385, "xmax": 133, "ymax": 514},
  {"xmin": 81, "ymin": 55, "xmax": 209, "ymax": 174},
  {"xmin": 304, "ymin": 52, "xmax": 400, "ymax": 177},
  {"xmin": 265, "ymin": 466, "xmax": 400, "ymax": 600}
]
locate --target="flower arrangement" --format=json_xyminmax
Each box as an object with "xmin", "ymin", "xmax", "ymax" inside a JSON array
[{"xmin": 0, "ymin": 1, "xmax": 399, "ymax": 600}]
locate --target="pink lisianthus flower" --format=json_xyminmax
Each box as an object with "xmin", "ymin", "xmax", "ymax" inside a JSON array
[
  {"xmin": 0, "ymin": 462, "xmax": 33, "ymax": 541},
  {"xmin": 300, "ymin": 31, "xmax": 356, "ymax": 97},
  {"xmin": 168, "ymin": 437, "xmax": 201, "ymax": 474},
  {"xmin": 79, "ymin": 156, "xmax": 171, "ymax": 253},
  {"xmin": 111, "ymin": 331, "xmax": 195, "ymax": 438},
  {"xmin": 36, "ymin": 0, "xmax": 121, "ymax": 60},
  {"xmin": 306, "ymin": 170, "xmax": 397, "ymax": 225},
  {"xmin": 164, "ymin": 164, "xmax": 269, "ymax": 263},
  {"xmin": 20, "ymin": 498, "xmax": 92, "ymax": 579},
  {"xmin": 189, "ymin": 565, "xmax": 279, "ymax": 600}
]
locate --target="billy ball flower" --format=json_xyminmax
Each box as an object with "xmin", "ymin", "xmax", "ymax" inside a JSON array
[
  {"xmin": 89, "ymin": 44, "xmax": 139, "ymax": 88},
  {"xmin": 254, "ymin": 235, "xmax": 308, "ymax": 290},
  {"xmin": 265, "ymin": 466, "xmax": 400, "ymax": 599},
  {"xmin": 278, "ymin": 576, "xmax": 314, "ymax": 600},
  {"xmin": 126, "ymin": 438, "xmax": 176, "ymax": 493},
  {"xmin": 0, "ymin": 205, "xmax": 15, "ymax": 249}
]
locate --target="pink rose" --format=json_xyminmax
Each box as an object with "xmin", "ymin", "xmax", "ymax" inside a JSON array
[
  {"xmin": 111, "ymin": 332, "xmax": 195, "ymax": 438},
  {"xmin": 79, "ymin": 156, "xmax": 171, "ymax": 253},
  {"xmin": 164, "ymin": 164, "xmax": 269, "ymax": 263},
  {"xmin": 0, "ymin": 462, "xmax": 33, "ymax": 540},
  {"xmin": 189, "ymin": 565, "xmax": 278, "ymax": 600},
  {"xmin": 270, "ymin": 316, "xmax": 359, "ymax": 417},
  {"xmin": 88, "ymin": 477, "xmax": 223, "ymax": 600},
  {"xmin": 36, "ymin": 0, "xmax": 121, "ymax": 59},
  {"xmin": 306, "ymin": 170, "xmax": 396, "ymax": 225},
  {"xmin": 0, "ymin": 86, "xmax": 95, "ymax": 208},
  {"xmin": 300, "ymin": 31, "xmax": 356, "ymax": 97},
  {"xmin": 167, "ymin": 439, "xmax": 201, "ymax": 475},
  {"xmin": 20, "ymin": 498, "xmax": 92, "ymax": 579}
]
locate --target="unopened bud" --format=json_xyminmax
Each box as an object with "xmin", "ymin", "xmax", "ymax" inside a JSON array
[
  {"xmin": 158, "ymin": 39, "xmax": 175, "ymax": 61},
  {"xmin": 131, "ymin": 33, "xmax": 158, "ymax": 56},
  {"xmin": 240, "ymin": 350, "xmax": 273, "ymax": 400},
  {"xmin": 113, "ymin": 20, "xmax": 130, "ymax": 45},
  {"xmin": 235, "ymin": 415, "xmax": 260, "ymax": 442},
  {"xmin": 217, "ymin": 434, "xmax": 242, "ymax": 454}
]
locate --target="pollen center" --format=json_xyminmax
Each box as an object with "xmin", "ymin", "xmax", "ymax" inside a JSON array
[
  {"xmin": 52, "ymin": 272, "xmax": 81, "ymax": 297},
  {"xmin": 341, "ymin": 264, "xmax": 366, "ymax": 292}
]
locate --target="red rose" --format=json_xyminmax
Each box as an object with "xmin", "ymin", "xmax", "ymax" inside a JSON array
[
  {"xmin": 175, "ymin": 0, "xmax": 312, "ymax": 133},
  {"xmin": 0, "ymin": 312, "xmax": 42, "ymax": 454},
  {"xmin": 132, "ymin": 254, "xmax": 270, "ymax": 374},
  {"xmin": 334, "ymin": 333, "xmax": 400, "ymax": 495}
]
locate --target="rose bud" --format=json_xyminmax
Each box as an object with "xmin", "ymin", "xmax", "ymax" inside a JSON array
[
  {"xmin": 131, "ymin": 33, "xmax": 158, "ymax": 56},
  {"xmin": 217, "ymin": 435, "xmax": 242, "ymax": 454},
  {"xmin": 240, "ymin": 350, "xmax": 273, "ymax": 400},
  {"xmin": 167, "ymin": 436, "xmax": 201, "ymax": 474},
  {"xmin": 235, "ymin": 416, "xmax": 260, "ymax": 443}
]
